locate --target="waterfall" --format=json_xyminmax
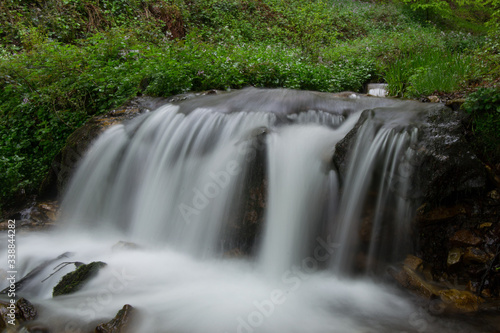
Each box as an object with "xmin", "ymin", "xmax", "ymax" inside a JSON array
[
  {"xmin": 5, "ymin": 89, "xmax": 472, "ymax": 333},
  {"xmin": 330, "ymin": 115, "xmax": 418, "ymax": 274},
  {"xmin": 62, "ymin": 104, "xmax": 276, "ymax": 256}
]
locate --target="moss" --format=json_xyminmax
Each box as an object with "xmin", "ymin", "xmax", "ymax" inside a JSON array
[{"xmin": 52, "ymin": 261, "xmax": 107, "ymax": 297}]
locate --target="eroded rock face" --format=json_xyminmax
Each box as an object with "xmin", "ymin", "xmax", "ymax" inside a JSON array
[{"xmin": 334, "ymin": 103, "xmax": 486, "ymax": 205}]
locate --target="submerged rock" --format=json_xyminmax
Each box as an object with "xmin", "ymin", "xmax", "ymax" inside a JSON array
[
  {"xmin": 1, "ymin": 252, "xmax": 73, "ymax": 295},
  {"xmin": 0, "ymin": 298, "xmax": 38, "ymax": 330},
  {"xmin": 94, "ymin": 304, "xmax": 136, "ymax": 333},
  {"xmin": 111, "ymin": 241, "xmax": 141, "ymax": 252},
  {"xmin": 53, "ymin": 261, "xmax": 107, "ymax": 297},
  {"xmin": 390, "ymin": 265, "xmax": 439, "ymax": 299}
]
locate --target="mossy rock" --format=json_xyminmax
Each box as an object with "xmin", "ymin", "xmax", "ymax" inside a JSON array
[{"xmin": 53, "ymin": 261, "xmax": 107, "ymax": 297}]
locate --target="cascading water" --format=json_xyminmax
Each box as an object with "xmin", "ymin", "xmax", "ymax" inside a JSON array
[
  {"xmin": 331, "ymin": 115, "xmax": 419, "ymax": 275},
  {"xmin": 1, "ymin": 89, "xmax": 483, "ymax": 332}
]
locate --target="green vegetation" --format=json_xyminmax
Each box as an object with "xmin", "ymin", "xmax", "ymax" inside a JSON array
[
  {"xmin": 52, "ymin": 261, "xmax": 107, "ymax": 297},
  {"xmin": 463, "ymin": 87, "xmax": 500, "ymax": 164},
  {"xmin": 0, "ymin": 0, "xmax": 499, "ymax": 209}
]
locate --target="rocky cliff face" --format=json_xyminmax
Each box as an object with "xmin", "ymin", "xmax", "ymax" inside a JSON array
[{"xmin": 333, "ymin": 102, "xmax": 487, "ymax": 205}]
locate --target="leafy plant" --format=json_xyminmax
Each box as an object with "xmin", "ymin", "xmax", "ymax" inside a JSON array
[{"xmin": 463, "ymin": 87, "xmax": 500, "ymax": 163}]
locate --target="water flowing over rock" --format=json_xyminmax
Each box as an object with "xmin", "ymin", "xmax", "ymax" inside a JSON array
[
  {"xmin": 333, "ymin": 102, "xmax": 486, "ymax": 206},
  {"xmin": 1, "ymin": 88, "xmax": 497, "ymax": 333}
]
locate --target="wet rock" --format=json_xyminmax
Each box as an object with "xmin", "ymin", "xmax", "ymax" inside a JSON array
[
  {"xmin": 95, "ymin": 304, "xmax": 136, "ymax": 333},
  {"xmin": 447, "ymin": 248, "xmax": 463, "ymax": 266},
  {"xmin": 413, "ymin": 106, "xmax": 486, "ymax": 203},
  {"xmin": 487, "ymin": 189, "xmax": 500, "ymax": 204},
  {"xmin": 16, "ymin": 298, "xmax": 37, "ymax": 321},
  {"xmin": 463, "ymin": 247, "xmax": 492, "ymax": 264},
  {"xmin": 389, "ymin": 265, "xmax": 439, "ymax": 299},
  {"xmin": 334, "ymin": 103, "xmax": 486, "ymax": 204},
  {"xmin": 450, "ymin": 229, "xmax": 482, "ymax": 247},
  {"xmin": 1, "ymin": 201, "xmax": 59, "ymax": 231},
  {"xmin": 485, "ymin": 164, "xmax": 500, "ymax": 189},
  {"xmin": 0, "ymin": 298, "xmax": 39, "ymax": 330},
  {"xmin": 445, "ymin": 98, "xmax": 466, "ymax": 111},
  {"xmin": 404, "ymin": 255, "xmax": 424, "ymax": 271},
  {"xmin": 0, "ymin": 299, "xmax": 18, "ymax": 330},
  {"xmin": 437, "ymin": 289, "xmax": 483, "ymax": 313},
  {"xmin": 53, "ymin": 261, "xmax": 107, "ymax": 297},
  {"xmin": 416, "ymin": 205, "xmax": 467, "ymax": 225},
  {"xmin": 422, "ymin": 265, "xmax": 434, "ymax": 281}
]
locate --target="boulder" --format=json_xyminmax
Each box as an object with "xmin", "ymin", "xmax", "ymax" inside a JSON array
[
  {"xmin": 437, "ymin": 289, "xmax": 483, "ymax": 313},
  {"xmin": 0, "ymin": 298, "xmax": 38, "ymax": 330},
  {"xmin": 94, "ymin": 304, "xmax": 136, "ymax": 333},
  {"xmin": 15, "ymin": 298, "xmax": 37, "ymax": 321},
  {"xmin": 450, "ymin": 230, "xmax": 482, "ymax": 247},
  {"xmin": 334, "ymin": 103, "xmax": 486, "ymax": 205},
  {"xmin": 463, "ymin": 247, "xmax": 492, "ymax": 264},
  {"xmin": 389, "ymin": 265, "xmax": 439, "ymax": 299}
]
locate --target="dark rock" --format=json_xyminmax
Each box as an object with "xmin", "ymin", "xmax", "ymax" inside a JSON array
[
  {"xmin": 445, "ymin": 98, "xmax": 466, "ymax": 111},
  {"xmin": 404, "ymin": 254, "xmax": 424, "ymax": 271},
  {"xmin": 334, "ymin": 104, "xmax": 486, "ymax": 205},
  {"xmin": 487, "ymin": 189, "xmax": 500, "ymax": 203},
  {"xmin": 53, "ymin": 261, "xmax": 107, "ymax": 297},
  {"xmin": 0, "ymin": 298, "xmax": 39, "ymax": 330},
  {"xmin": 16, "ymin": 298, "xmax": 37, "ymax": 321},
  {"xmin": 447, "ymin": 248, "xmax": 463, "ymax": 267},
  {"xmin": 0, "ymin": 299, "xmax": 17, "ymax": 330},
  {"xmin": 416, "ymin": 205, "xmax": 467, "ymax": 225},
  {"xmin": 94, "ymin": 304, "xmax": 136, "ymax": 333},
  {"xmin": 412, "ymin": 105, "xmax": 486, "ymax": 204},
  {"xmin": 389, "ymin": 265, "xmax": 439, "ymax": 299},
  {"xmin": 450, "ymin": 229, "xmax": 482, "ymax": 247},
  {"xmin": 463, "ymin": 247, "xmax": 492, "ymax": 264}
]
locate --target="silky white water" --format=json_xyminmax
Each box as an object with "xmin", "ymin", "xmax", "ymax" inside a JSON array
[{"xmin": 0, "ymin": 89, "xmax": 482, "ymax": 332}]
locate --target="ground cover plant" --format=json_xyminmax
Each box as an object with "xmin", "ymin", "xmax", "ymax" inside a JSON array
[{"xmin": 0, "ymin": 0, "xmax": 498, "ymax": 210}]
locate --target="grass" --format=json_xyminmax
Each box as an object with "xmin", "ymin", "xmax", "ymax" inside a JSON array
[
  {"xmin": 385, "ymin": 49, "xmax": 482, "ymax": 97},
  {"xmin": 0, "ymin": 0, "xmax": 498, "ymax": 210}
]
